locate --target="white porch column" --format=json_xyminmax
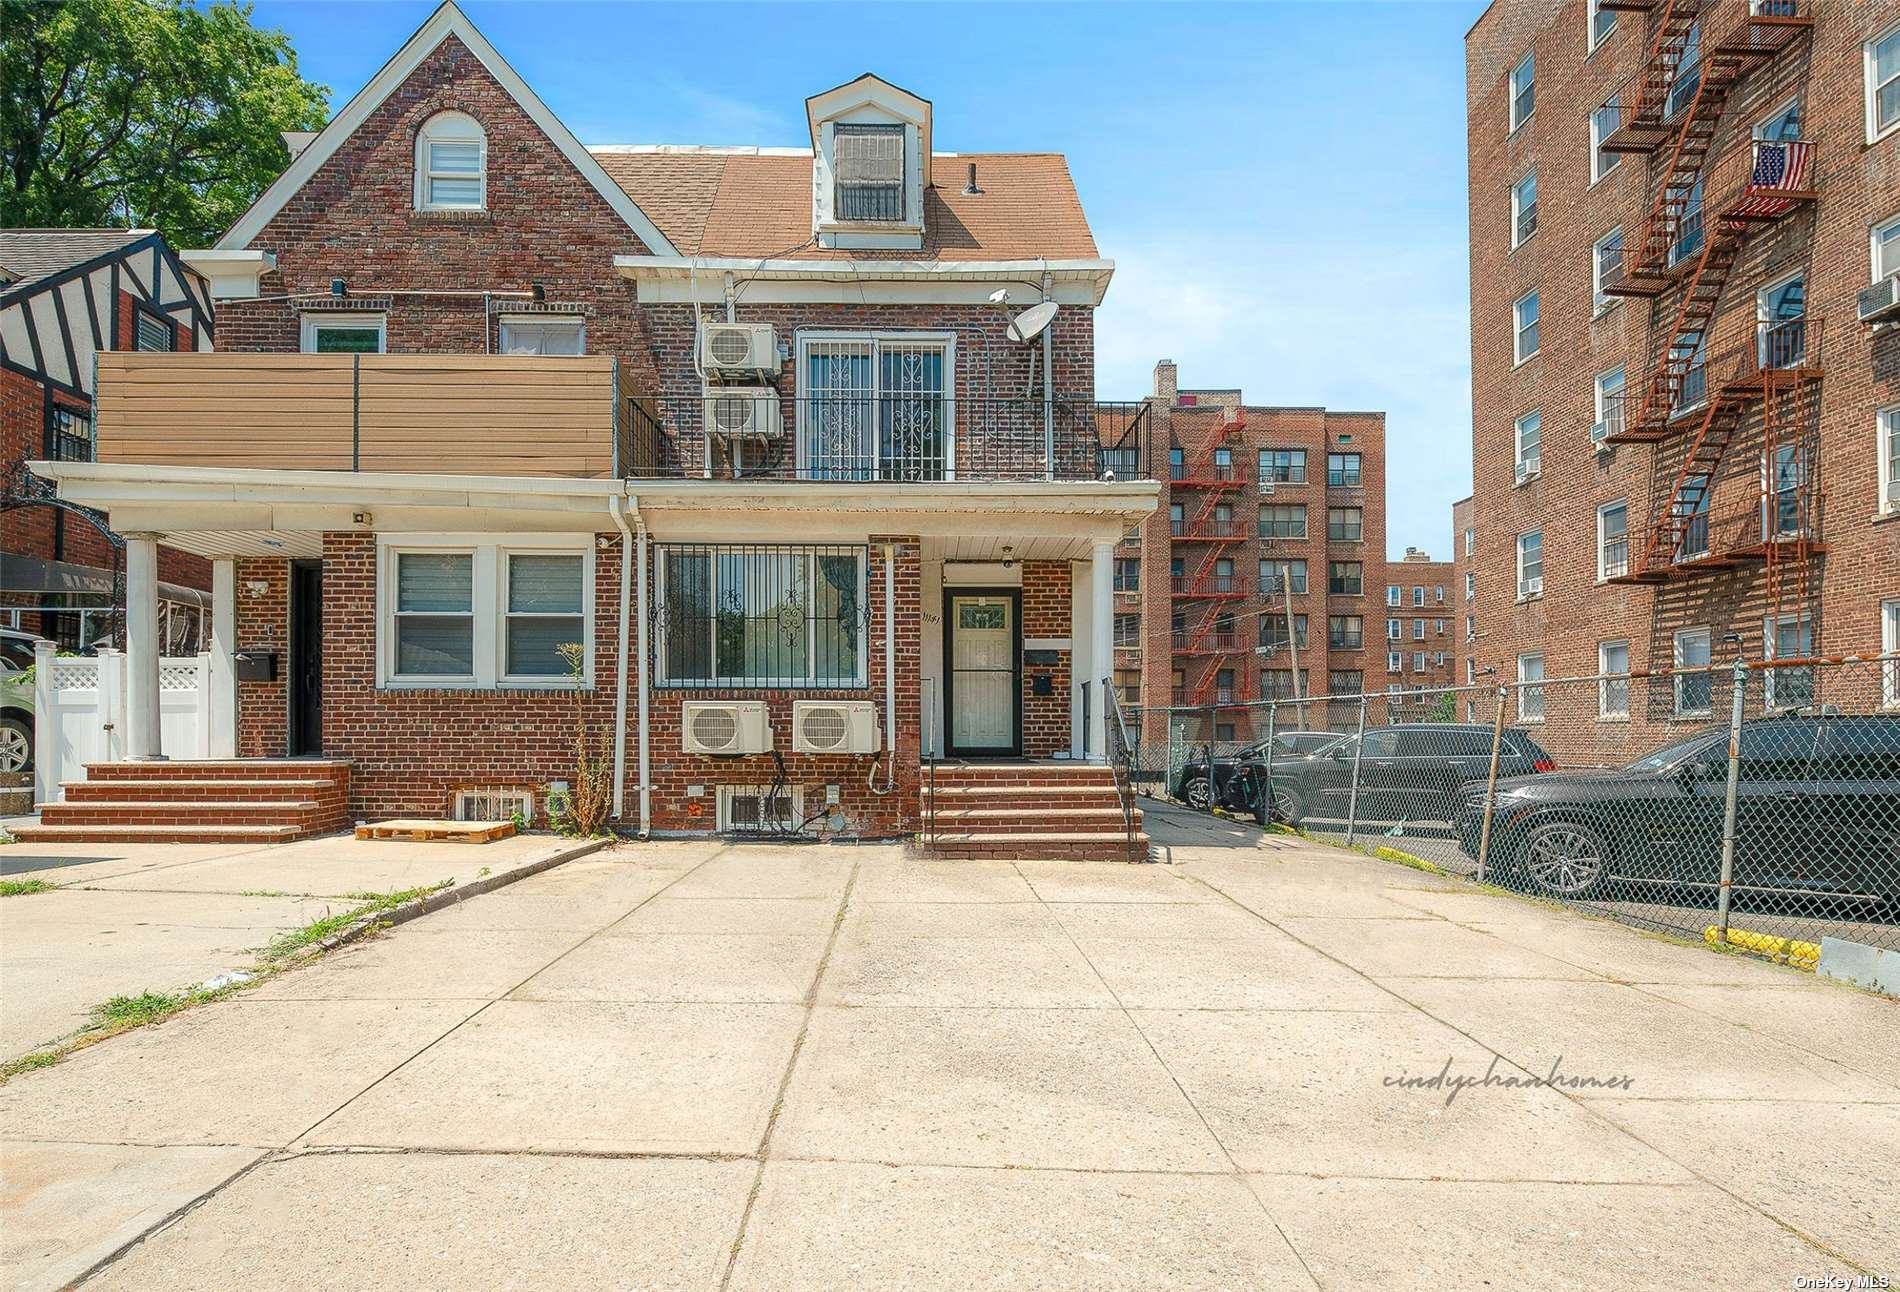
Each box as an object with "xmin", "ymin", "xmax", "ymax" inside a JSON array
[
  {"xmin": 123, "ymin": 533, "xmax": 165, "ymax": 760},
  {"xmin": 1089, "ymin": 539, "xmax": 1113, "ymax": 762},
  {"xmin": 207, "ymin": 559, "xmax": 238, "ymax": 758}
]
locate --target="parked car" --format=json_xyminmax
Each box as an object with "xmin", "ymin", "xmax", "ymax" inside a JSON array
[
  {"xmin": 1455, "ymin": 716, "xmax": 1900, "ymax": 902},
  {"xmin": 1172, "ymin": 730, "xmax": 1343, "ymax": 810},
  {"xmin": 1260, "ymin": 723, "xmax": 1556, "ymax": 826},
  {"xmin": 0, "ymin": 628, "xmax": 43, "ymax": 774}
]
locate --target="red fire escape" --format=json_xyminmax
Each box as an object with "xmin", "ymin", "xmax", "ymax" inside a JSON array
[
  {"xmin": 1595, "ymin": 0, "xmax": 1821, "ymax": 603},
  {"xmin": 1171, "ymin": 411, "xmax": 1252, "ymax": 707}
]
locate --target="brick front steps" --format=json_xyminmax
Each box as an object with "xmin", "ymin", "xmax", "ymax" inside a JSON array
[
  {"xmin": 919, "ymin": 762, "xmax": 1150, "ymax": 862},
  {"xmin": 13, "ymin": 759, "xmax": 352, "ymax": 844}
]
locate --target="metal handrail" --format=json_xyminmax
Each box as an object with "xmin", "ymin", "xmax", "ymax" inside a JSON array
[{"xmin": 1102, "ymin": 673, "xmax": 1141, "ymax": 859}]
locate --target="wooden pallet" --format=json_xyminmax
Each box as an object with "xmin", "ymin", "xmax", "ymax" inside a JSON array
[{"xmin": 354, "ymin": 819, "xmax": 516, "ymax": 844}]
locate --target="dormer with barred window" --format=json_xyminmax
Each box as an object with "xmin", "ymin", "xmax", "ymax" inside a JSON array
[{"xmin": 807, "ymin": 74, "xmax": 929, "ymax": 251}]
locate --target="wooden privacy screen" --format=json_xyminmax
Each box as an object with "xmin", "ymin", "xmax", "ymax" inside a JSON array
[{"xmin": 93, "ymin": 352, "xmax": 619, "ymax": 479}]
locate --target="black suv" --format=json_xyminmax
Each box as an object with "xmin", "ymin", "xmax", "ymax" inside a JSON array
[
  {"xmin": 1456, "ymin": 715, "xmax": 1900, "ymax": 902},
  {"xmin": 1261, "ymin": 724, "xmax": 1555, "ymax": 826},
  {"xmin": 1172, "ymin": 731, "xmax": 1343, "ymax": 810}
]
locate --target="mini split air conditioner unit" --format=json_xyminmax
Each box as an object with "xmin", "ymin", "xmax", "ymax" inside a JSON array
[
  {"xmin": 703, "ymin": 387, "xmax": 782, "ymax": 440},
  {"xmin": 681, "ymin": 701, "xmax": 773, "ymax": 755},
  {"xmin": 699, "ymin": 322, "xmax": 778, "ymax": 373},
  {"xmin": 792, "ymin": 700, "xmax": 881, "ymax": 755}
]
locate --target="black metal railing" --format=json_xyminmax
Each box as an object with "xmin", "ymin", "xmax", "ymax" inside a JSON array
[
  {"xmin": 1102, "ymin": 673, "xmax": 1142, "ymax": 858},
  {"xmin": 46, "ymin": 407, "xmax": 94, "ymax": 462},
  {"xmin": 623, "ymin": 394, "xmax": 1147, "ymax": 483}
]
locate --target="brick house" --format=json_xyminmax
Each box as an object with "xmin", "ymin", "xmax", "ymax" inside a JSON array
[
  {"xmin": 1465, "ymin": 0, "xmax": 1900, "ymax": 761},
  {"xmin": 1380, "ymin": 546, "xmax": 1456, "ymax": 710},
  {"xmin": 1, "ymin": 229, "xmax": 216, "ymax": 652},
  {"xmin": 23, "ymin": 2, "xmax": 1155, "ymax": 857}
]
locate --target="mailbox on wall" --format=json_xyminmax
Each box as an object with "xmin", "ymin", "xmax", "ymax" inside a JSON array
[{"xmin": 233, "ymin": 650, "xmax": 277, "ymax": 682}]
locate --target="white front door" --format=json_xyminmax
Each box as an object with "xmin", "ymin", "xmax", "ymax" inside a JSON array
[{"xmin": 950, "ymin": 594, "xmax": 1015, "ymax": 753}]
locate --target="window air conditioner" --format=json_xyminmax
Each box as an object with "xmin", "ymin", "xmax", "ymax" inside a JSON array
[
  {"xmin": 1857, "ymin": 276, "xmax": 1900, "ymax": 325},
  {"xmin": 682, "ymin": 701, "xmax": 773, "ymax": 755},
  {"xmin": 792, "ymin": 700, "xmax": 881, "ymax": 754},
  {"xmin": 702, "ymin": 387, "xmax": 782, "ymax": 440},
  {"xmin": 698, "ymin": 322, "xmax": 778, "ymax": 372},
  {"xmin": 1514, "ymin": 457, "xmax": 1541, "ymax": 483},
  {"xmin": 1259, "ymin": 479, "xmax": 1276, "ymax": 495}
]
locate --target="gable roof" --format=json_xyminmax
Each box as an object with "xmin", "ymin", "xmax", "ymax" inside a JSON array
[
  {"xmin": 0, "ymin": 229, "xmax": 152, "ymax": 297},
  {"xmin": 214, "ymin": 1, "xmax": 676, "ymax": 255},
  {"xmin": 591, "ymin": 150, "xmax": 1097, "ymax": 261}
]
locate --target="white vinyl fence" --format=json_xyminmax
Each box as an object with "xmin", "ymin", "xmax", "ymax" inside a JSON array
[{"xmin": 31, "ymin": 642, "xmax": 213, "ymax": 805}]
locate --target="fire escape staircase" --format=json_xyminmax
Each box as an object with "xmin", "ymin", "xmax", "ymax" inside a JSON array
[{"xmin": 1171, "ymin": 414, "xmax": 1252, "ymax": 707}]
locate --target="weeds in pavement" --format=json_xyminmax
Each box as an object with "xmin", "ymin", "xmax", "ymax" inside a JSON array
[
  {"xmin": 0, "ymin": 879, "xmax": 55, "ymax": 896},
  {"xmin": 239, "ymin": 889, "xmax": 290, "ymax": 898},
  {"xmin": 90, "ymin": 990, "xmax": 193, "ymax": 1028},
  {"xmin": 260, "ymin": 881, "xmax": 452, "ymax": 962}
]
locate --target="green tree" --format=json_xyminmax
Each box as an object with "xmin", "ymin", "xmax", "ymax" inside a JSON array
[
  {"xmin": 1426, "ymin": 691, "xmax": 1457, "ymax": 723},
  {"xmin": 1, "ymin": 0, "xmax": 327, "ymax": 247}
]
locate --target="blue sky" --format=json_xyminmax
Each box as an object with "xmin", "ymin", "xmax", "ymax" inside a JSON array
[{"xmin": 253, "ymin": 0, "xmax": 1486, "ymax": 560}]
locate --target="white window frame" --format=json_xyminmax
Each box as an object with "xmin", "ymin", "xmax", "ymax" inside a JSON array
[
  {"xmin": 1465, "ymin": 571, "xmax": 1476, "ymax": 601},
  {"xmin": 1590, "ymin": 102, "xmax": 1622, "ymax": 183},
  {"xmin": 1594, "ymin": 365, "xmax": 1626, "ymax": 446},
  {"xmin": 415, "ymin": 111, "xmax": 487, "ymax": 212},
  {"xmin": 1434, "ymin": 585, "xmax": 1445, "ymax": 604},
  {"xmin": 1598, "ymin": 640, "xmax": 1630, "ymax": 719},
  {"xmin": 1512, "ymin": 170, "xmax": 1538, "ymax": 248},
  {"xmin": 1516, "ymin": 530, "xmax": 1543, "ymax": 600},
  {"xmin": 1517, "ymin": 653, "xmax": 1545, "ymax": 722},
  {"xmin": 1874, "ymin": 213, "xmax": 1900, "ymax": 286},
  {"xmin": 1510, "ymin": 51, "xmax": 1535, "ymax": 132},
  {"xmin": 1674, "ymin": 627, "xmax": 1713, "ymax": 716},
  {"xmin": 1593, "ymin": 227, "xmax": 1624, "ymax": 314},
  {"xmin": 1588, "ymin": 0, "xmax": 1617, "ymax": 51},
  {"xmin": 1386, "ymin": 585, "xmax": 1401, "ymax": 607},
  {"xmin": 1514, "ymin": 409, "xmax": 1542, "ymax": 483},
  {"xmin": 1763, "ymin": 612, "xmax": 1814, "ymax": 711},
  {"xmin": 498, "ymin": 315, "xmax": 586, "ymax": 356},
  {"xmin": 1597, "ymin": 499, "xmax": 1629, "ymax": 581},
  {"xmin": 376, "ymin": 534, "xmax": 594, "ymax": 690},
  {"xmin": 1868, "ymin": 20, "xmax": 1900, "ymax": 144},
  {"xmin": 1753, "ymin": 96, "xmax": 1801, "ymax": 143},
  {"xmin": 299, "ymin": 312, "xmax": 386, "ymax": 354},
  {"xmin": 1389, "ymin": 650, "xmax": 1403, "ymax": 673},
  {"xmin": 794, "ymin": 331, "xmax": 957, "ymax": 479},
  {"xmin": 1465, "ymin": 615, "xmax": 1476, "ymax": 642},
  {"xmin": 1882, "ymin": 597, "xmax": 1900, "ymax": 709},
  {"xmin": 1880, "ymin": 405, "xmax": 1900, "ymax": 516},
  {"xmin": 1463, "ymin": 527, "xmax": 1474, "ymax": 556},
  {"xmin": 1513, "ymin": 290, "xmax": 1540, "ymax": 364},
  {"xmin": 1388, "ymin": 618, "xmax": 1402, "ymax": 642},
  {"xmin": 1412, "ymin": 618, "xmax": 1426, "ymax": 641},
  {"xmin": 655, "ymin": 545, "xmax": 870, "ymax": 689}
]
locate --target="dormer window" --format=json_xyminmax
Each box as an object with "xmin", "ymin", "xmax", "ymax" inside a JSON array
[
  {"xmin": 416, "ymin": 111, "xmax": 485, "ymax": 210},
  {"xmin": 835, "ymin": 123, "xmax": 905, "ymax": 221}
]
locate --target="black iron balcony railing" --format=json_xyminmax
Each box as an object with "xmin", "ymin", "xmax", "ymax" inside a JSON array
[{"xmin": 621, "ymin": 394, "xmax": 1148, "ymax": 483}]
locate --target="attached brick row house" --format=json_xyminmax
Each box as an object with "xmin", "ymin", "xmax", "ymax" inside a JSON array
[{"xmin": 21, "ymin": 2, "xmax": 1156, "ymax": 858}]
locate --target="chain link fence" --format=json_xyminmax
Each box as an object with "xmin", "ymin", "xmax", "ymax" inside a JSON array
[{"xmin": 1124, "ymin": 654, "xmax": 1900, "ymax": 956}]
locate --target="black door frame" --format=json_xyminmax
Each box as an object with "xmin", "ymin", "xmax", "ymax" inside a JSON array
[
  {"xmin": 941, "ymin": 586, "xmax": 1022, "ymax": 758},
  {"xmin": 288, "ymin": 559, "xmax": 322, "ymax": 756}
]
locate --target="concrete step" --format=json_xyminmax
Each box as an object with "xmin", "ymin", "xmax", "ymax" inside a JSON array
[
  {"xmin": 37, "ymin": 800, "xmax": 325, "ymax": 827},
  {"xmin": 60, "ymin": 778, "xmax": 339, "ymax": 803},
  {"xmin": 83, "ymin": 759, "xmax": 350, "ymax": 783},
  {"xmin": 7, "ymin": 823, "xmax": 309, "ymax": 844},
  {"xmin": 921, "ymin": 831, "xmax": 1153, "ymax": 862},
  {"xmin": 925, "ymin": 807, "xmax": 1141, "ymax": 834}
]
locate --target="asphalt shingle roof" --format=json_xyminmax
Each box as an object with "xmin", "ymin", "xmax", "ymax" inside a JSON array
[{"xmin": 0, "ymin": 229, "xmax": 151, "ymax": 295}]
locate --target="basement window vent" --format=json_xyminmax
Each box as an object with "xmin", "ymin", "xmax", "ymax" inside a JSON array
[
  {"xmin": 717, "ymin": 784, "xmax": 805, "ymax": 836},
  {"xmin": 454, "ymin": 788, "xmax": 535, "ymax": 823}
]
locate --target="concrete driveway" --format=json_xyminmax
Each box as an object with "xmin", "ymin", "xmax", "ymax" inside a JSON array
[{"xmin": 3, "ymin": 805, "xmax": 1895, "ymax": 1290}]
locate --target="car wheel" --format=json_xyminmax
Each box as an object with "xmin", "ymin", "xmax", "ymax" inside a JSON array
[
  {"xmin": 1271, "ymin": 785, "xmax": 1306, "ymax": 826},
  {"xmin": 1181, "ymin": 776, "xmax": 1213, "ymax": 811},
  {"xmin": 0, "ymin": 716, "xmax": 30, "ymax": 774},
  {"xmin": 1519, "ymin": 821, "xmax": 1609, "ymax": 898}
]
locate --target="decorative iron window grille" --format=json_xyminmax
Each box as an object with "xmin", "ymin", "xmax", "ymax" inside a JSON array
[
  {"xmin": 47, "ymin": 405, "xmax": 93, "ymax": 461},
  {"xmin": 656, "ymin": 544, "xmax": 869, "ymax": 688},
  {"xmin": 834, "ymin": 123, "xmax": 905, "ymax": 221}
]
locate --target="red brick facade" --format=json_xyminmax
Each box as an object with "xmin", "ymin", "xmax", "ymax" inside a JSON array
[{"xmin": 1020, "ymin": 560, "xmax": 1073, "ymax": 757}]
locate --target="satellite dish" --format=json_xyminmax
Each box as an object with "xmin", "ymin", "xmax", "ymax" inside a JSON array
[{"xmin": 1006, "ymin": 301, "xmax": 1059, "ymax": 345}]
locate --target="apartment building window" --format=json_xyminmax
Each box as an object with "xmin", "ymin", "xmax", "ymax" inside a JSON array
[
  {"xmin": 658, "ymin": 544, "xmax": 865, "ymax": 688},
  {"xmin": 1388, "ymin": 618, "xmax": 1402, "ymax": 642},
  {"xmin": 1516, "ymin": 531, "xmax": 1543, "ymax": 599},
  {"xmin": 1593, "ymin": 228, "xmax": 1624, "ymax": 313},
  {"xmin": 1675, "ymin": 477, "xmax": 1711, "ymax": 559},
  {"xmin": 1513, "ymin": 290, "xmax": 1540, "ymax": 363},
  {"xmin": 1875, "ymin": 215, "xmax": 1900, "ymax": 284},
  {"xmin": 1326, "ymin": 507, "xmax": 1363, "ymax": 542},
  {"xmin": 383, "ymin": 538, "xmax": 593, "ymax": 688},
  {"xmin": 1462, "ymin": 527, "xmax": 1474, "ymax": 556},
  {"xmin": 1412, "ymin": 586, "xmax": 1425, "ymax": 607},
  {"xmin": 1262, "ymin": 668, "xmax": 1307, "ymax": 701},
  {"xmin": 499, "ymin": 316, "xmax": 584, "ymax": 355},
  {"xmin": 1668, "ymin": 176, "xmax": 1705, "ymax": 268},
  {"xmin": 1666, "ymin": 22, "xmax": 1702, "ymax": 120},
  {"xmin": 1766, "ymin": 444, "xmax": 1805, "ymax": 537},
  {"xmin": 1598, "ymin": 500, "xmax": 1629, "ymax": 580},
  {"xmin": 1433, "ymin": 652, "xmax": 1446, "ymax": 667},
  {"xmin": 1880, "ymin": 406, "xmax": 1900, "ymax": 516},
  {"xmin": 1261, "ymin": 615, "xmax": 1309, "ymax": 650},
  {"xmin": 1593, "ymin": 365, "xmax": 1626, "ymax": 445},
  {"xmin": 1214, "ymin": 669, "xmax": 1236, "ymax": 705},
  {"xmin": 1517, "ymin": 653, "xmax": 1545, "ymax": 722},
  {"xmin": 1261, "ymin": 559, "xmax": 1307, "ymax": 595},
  {"xmin": 1765, "ymin": 613, "xmax": 1815, "ymax": 710},
  {"xmin": 1510, "ymin": 51, "xmax": 1535, "ymax": 131},
  {"xmin": 1590, "ymin": 103, "xmax": 1622, "ymax": 184},
  {"xmin": 1114, "ymin": 558, "xmax": 1140, "ymax": 592},
  {"xmin": 1169, "ymin": 447, "xmax": 1185, "ymax": 480},
  {"xmin": 1326, "ymin": 452, "xmax": 1362, "ymax": 487},
  {"xmin": 1260, "ymin": 505, "xmax": 1307, "ymax": 538},
  {"xmin": 1260, "ymin": 447, "xmax": 1307, "ymax": 483},
  {"xmin": 1412, "ymin": 618, "xmax": 1426, "ymax": 641},
  {"xmin": 1758, "ymin": 270, "xmax": 1807, "ymax": 370},
  {"xmin": 1116, "ymin": 669, "xmax": 1142, "ymax": 705},
  {"xmin": 834, "ymin": 122, "xmax": 905, "ymax": 220},
  {"xmin": 416, "ymin": 111, "xmax": 486, "ymax": 210},
  {"xmin": 1386, "ymin": 585, "xmax": 1401, "ymax": 607},
  {"xmin": 1465, "ymin": 615, "xmax": 1476, "ymax": 642},
  {"xmin": 1512, "ymin": 170, "xmax": 1538, "ymax": 248},
  {"xmin": 1434, "ymin": 618, "xmax": 1446, "ymax": 635},
  {"xmin": 1328, "ymin": 616, "xmax": 1364, "ymax": 649},
  {"xmin": 1755, "ymin": 98, "xmax": 1802, "ymax": 144},
  {"xmin": 1328, "ymin": 561, "xmax": 1363, "ymax": 596},
  {"xmin": 1514, "ymin": 410, "xmax": 1541, "ymax": 482},
  {"xmin": 1412, "ymin": 651, "xmax": 1427, "ymax": 672},
  {"xmin": 1170, "ymin": 556, "xmax": 1185, "ymax": 581},
  {"xmin": 1599, "ymin": 640, "xmax": 1630, "ymax": 719},
  {"xmin": 45, "ymin": 404, "xmax": 93, "ymax": 462},
  {"xmin": 1465, "ymin": 571, "xmax": 1476, "ymax": 600},
  {"xmin": 1434, "ymin": 585, "xmax": 1445, "ymax": 603},
  {"xmin": 1328, "ymin": 669, "xmax": 1364, "ymax": 697},
  {"xmin": 1870, "ymin": 20, "xmax": 1900, "ymax": 142},
  {"xmin": 1169, "ymin": 503, "xmax": 1185, "ymax": 536},
  {"xmin": 1215, "ymin": 721, "xmax": 1237, "ymax": 743},
  {"xmin": 1673, "ymin": 334, "xmax": 1709, "ymax": 415},
  {"xmin": 1213, "ymin": 503, "xmax": 1234, "ymax": 534},
  {"xmin": 1674, "ymin": 627, "xmax": 1712, "ymax": 716},
  {"xmin": 1388, "ymin": 651, "xmax": 1404, "ymax": 673},
  {"xmin": 301, "ymin": 312, "xmax": 386, "ymax": 353},
  {"xmin": 1882, "ymin": 598, "xmax": 1900, "ymax": 708},
  {"xmin": 1114, "ymin": 613, "xmax": 1140, "ymax": 648},
  {"xmin": 1589, "ymin": 0, "xmax": 1616, "ymax": 50}
]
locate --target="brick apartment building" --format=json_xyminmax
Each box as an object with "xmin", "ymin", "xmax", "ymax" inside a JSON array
[
  {"xmin": 1382, "ymin": 546, "xmax": 1456, "ymax": 705},
  {"xmin": 1112, "ymin": 361, "xmax": 1388, "ymax": 744},
  {"xmin": 1451, "ymin": 493, "xmax": 1482, "ymax": 703},
  {"xmin": 1465, "ymin": 0, "xmax": 1900, "ymax": 757}
]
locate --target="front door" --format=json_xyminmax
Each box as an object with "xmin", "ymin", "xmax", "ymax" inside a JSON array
[
  {"xmin": 289, "ymin": 560, "xmax": 322, "ymax": 755},
  {"xmin": 946, "ymin": 590, "xmax": 1019, "ymax": 756}
]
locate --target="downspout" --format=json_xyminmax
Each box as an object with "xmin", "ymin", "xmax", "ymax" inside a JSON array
[
  {"xmin": 1041, "ymin": 269, "xmax": 1055, "ymax": 481},
  {"xmin": 869, "ymin": 541, "xmax": 898, "ymax": 797},
  {"xmin": 607, "ymin": 494, "xmax": 637, "ymax": 829},
  {"xmin": 636, "ymin": 519, "xmax": 653, "ymax": 836}
]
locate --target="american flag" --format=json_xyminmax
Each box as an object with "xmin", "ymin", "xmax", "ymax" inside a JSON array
[{"xmin": 1725, "ymin": 140, "xmax": 1813, "ymax": 224}]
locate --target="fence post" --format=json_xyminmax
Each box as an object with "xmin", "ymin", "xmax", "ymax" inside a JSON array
[
  {"xmin": 1344, "ymin": 693, "xmax": 1369, "ymax": 846},
  {"xmin": 1716, "ymin": 655, "xmax": 1748, "ymax": 940},
  {"xmin": 1475, "ymin": 682, "xmax": 1509, "ymax": 884},
  {"xmin": 193, "ymin": 650, "xmax": 212, "ymax": 758},
  {"xmin": 97, "ymin": 647, "xmax": 126, "ymax": 764},
  {"xmin": 1263, "ymin": 701, "xmax": 1277, "ymax": 819},
  {"xmin": 1203, "ymin": 705, "xmax": 1216, "ymax": 814},
  {"xmin": 32, "ymin": 639, "xmax": 55, "ymax": 808}
]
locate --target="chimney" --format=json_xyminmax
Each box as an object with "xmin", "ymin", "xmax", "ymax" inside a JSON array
[
  {"xmin": 962, "ymin": 162, "xmax": 982, "ymax": 195},
  {"xmin": 1153, "ymin": 360, "xmax": 1178, "ymax": 405}
]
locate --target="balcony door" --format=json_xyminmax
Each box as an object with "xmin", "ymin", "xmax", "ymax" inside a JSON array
[
  {"xmin": 944, "ymin": 589, "xmax": 1019, "ymax": 757},
  {"xmin": 799, "ymin": 334, "xmax": 952, "ymax": 481}
]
